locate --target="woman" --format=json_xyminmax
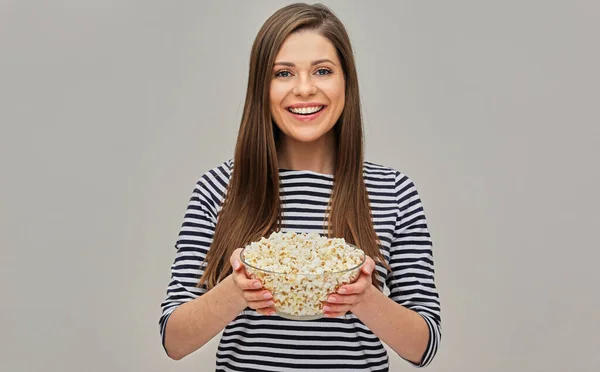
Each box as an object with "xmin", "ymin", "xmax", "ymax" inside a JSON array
[{"xmin": 159, "ymin": 3, "xmax": 441, "ymax": 371}]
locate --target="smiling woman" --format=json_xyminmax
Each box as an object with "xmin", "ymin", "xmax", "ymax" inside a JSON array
[{"xmin": 158, "ymin": 3, "xmax": 442, "ymax": 372}]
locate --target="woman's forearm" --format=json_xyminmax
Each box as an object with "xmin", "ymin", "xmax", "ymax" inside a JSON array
[
  {"xmin": 163, "ymin": 275, "xmax": 246, "ymax": 360},
  {"xmin": 351, "ymin": 285, "xmax": 429, "ymax": 365}
]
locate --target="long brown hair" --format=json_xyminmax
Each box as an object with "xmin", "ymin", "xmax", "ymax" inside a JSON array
[{"xmin": 199, "ymin": 3, "xmax": 389, "ymax": 290}]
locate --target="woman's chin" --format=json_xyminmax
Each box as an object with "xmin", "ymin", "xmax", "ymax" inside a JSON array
[
  {"xmin": 283, "ymin": 126, "xmax": 335, "ymax": 144},
  {"xmin": 287, "ymin": 135, "xmax": 323, "ymax": 143}
]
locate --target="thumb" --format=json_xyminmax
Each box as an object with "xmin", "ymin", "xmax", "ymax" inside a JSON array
[
  {"xmin": 231, "ymin": 248, "xmax": 244, "ymax": 271},
  {"xmin": 362, "ymin": 257, "xmax": 375, "ymax": 275}
]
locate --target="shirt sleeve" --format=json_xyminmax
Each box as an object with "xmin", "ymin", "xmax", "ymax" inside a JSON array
[
  {"xmin": 158, "ymin": 174, "xmax": 221, "ymax": 352},
  {"xmin": 385, "ymin": 172, "xmax": 442, "ymax": 367}
]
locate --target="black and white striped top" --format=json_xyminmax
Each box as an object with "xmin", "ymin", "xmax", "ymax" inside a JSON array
[{"xmin": 159, "ymin": 160, "xmax": 441, "ymax": 371}]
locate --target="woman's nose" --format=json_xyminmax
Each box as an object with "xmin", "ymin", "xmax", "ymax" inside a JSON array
[{"xmin": 292, "ymin": 75, "xmax": 317, "ymax": 97}]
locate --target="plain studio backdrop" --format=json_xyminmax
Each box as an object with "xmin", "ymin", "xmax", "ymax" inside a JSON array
[{"xmin": 1, "ymin": 1, "xmax": 599, "ymax": 371}]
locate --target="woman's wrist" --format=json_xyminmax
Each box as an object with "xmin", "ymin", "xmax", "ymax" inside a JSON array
[
  {"xmin": 351, "ymin": 284, "xmax": 380, "ymax": 315},
  {"xmin": 222, "ymin": 274, "xmax": 248, "ymax": 311}
]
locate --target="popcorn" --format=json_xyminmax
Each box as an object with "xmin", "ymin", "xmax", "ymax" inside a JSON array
[{"xmin": 241, "ymin": 232, "xmax": 365, "ymax": 319}]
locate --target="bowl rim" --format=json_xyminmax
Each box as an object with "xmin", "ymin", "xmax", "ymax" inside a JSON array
[{"xmin": 239, "ymin": 240, "xmax": 366, "ymax": 276}]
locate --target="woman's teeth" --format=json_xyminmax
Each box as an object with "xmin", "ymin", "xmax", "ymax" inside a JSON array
[{"xmin": 288, "ymin": 106, "xmax": 324, "ymax": 115}]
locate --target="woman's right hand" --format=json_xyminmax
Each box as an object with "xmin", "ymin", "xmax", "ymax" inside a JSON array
[{"xmin": 230, "ymin": 248, "xmax": 276, "ymax": 316}]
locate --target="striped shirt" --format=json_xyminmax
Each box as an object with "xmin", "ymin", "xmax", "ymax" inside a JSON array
[{"xmin": 159, "ymin": 160, "xmax": 441, "ymax": 371}]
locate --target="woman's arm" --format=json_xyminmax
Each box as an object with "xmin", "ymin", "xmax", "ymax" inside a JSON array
[
  {"xmin": 351, "ymin": 285, "xmax": 430, "ymax": 365},
  {"xmin": 366, "ymin": 173, "xmax": 441, "ymax": 366},
  {"xmin": 324, "ymin": 260, "xmax": 433, "ymax": 365},
  {"xmin": 159, "ymin": 167, "xmax": 244, "ymax": 360},
  {"xmin": 163, "ymin": 275, "xmax": 246, "ymax": 360},
  {"xmin": 163, "ymin": 251, "xmax": 278, "ymax": 360}
]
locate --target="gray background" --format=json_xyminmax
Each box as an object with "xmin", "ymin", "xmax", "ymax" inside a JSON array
[{"xmin": 1, "ymin": 0, "xmax": 599, "ymax": 371}]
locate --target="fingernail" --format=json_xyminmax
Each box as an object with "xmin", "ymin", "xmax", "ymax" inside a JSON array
[
  {"xmin": 263, "ymin": 293, "xmax": 272, "ymax": 299},
  {"xmin": 328, "ymin": 296, "xmax": 336, "ymax": 302},
  {"xmin": 338, "ymin": 288, "xmax": 347, "ymax": 294},
  {"xmin": 253, "ymin": 281, "xmax": 262, "ymax": 289},
  {"xmin": 266, "ymin": 301, "xmax": 274, "ymax": 307},
  {"xmin": 323, "ymin": 306, "xmax": 332, "ymax": 312},
  {"xmin": 365, "ymin": 266, "xmax": 373, "ymax": 274},
  {"xmin": 233, "ymin": 260, "xmax": 240, "ymax": 270}
]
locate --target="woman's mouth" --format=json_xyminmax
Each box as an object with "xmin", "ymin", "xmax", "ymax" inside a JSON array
[
  {"xmin": 286, "ymin": 105, "xmax": 326, "ymax": 122},
  {"xmin": 286, "ymin": 105, "xmax": 325, "ymax": 115}
]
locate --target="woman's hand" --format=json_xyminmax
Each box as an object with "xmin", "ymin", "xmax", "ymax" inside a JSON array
[
  {"xmin": 322, "ymin": 256, "xmax": 377, "ymax": 318},
  {"xmin": 230, "ymin": 248, "xmax": 276, "ymax": 316}
]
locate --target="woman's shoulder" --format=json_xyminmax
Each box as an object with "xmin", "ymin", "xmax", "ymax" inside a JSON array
[
  {"xmin": 363, "ymin": 160, "xmax": 405, "ymax": 180},
  {"xmin": 192, "ymin": 159, "xmax": 234, "ymax": 197},
  {"xmin": 363, "ymin": 160, "xmax": 419, "ymax": 192},
  {"xmin": 196, "ymin": 158, "xmax": 233, "ymax": 179}
]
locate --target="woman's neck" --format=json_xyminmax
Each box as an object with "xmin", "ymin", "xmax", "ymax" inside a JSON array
[{"xmin": 277, "ymin": 131, "xmax": 336, "ymax": 175}]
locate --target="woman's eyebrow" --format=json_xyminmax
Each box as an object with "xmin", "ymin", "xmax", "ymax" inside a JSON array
[{"xmin": 274, "ymin": 59, "xmax": 336, "ymax": 67}]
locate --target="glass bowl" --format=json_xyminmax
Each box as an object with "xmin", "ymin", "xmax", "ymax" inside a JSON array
[{"xmin": 240, "ymin": 243, "xmax": 365, "ymax": 321}]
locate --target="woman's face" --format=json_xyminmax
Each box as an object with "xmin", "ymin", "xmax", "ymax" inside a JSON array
[{"xmin": 270, "ymin": 30, "xmax": 345, "ymax": 143}]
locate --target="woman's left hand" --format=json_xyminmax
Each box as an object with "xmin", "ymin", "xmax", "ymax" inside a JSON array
[{"xmin": 323, "ymin": 256, "xmax": 377, "ymax": 318}]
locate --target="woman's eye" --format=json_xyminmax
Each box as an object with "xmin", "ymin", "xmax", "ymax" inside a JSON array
[
  {"xmin": 275, "ymin": 70, "xmax": 292, "ymax": 78},
  {"xmin": 315, "ymin": 68, "xmax": 332, "ymax": 76}
]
